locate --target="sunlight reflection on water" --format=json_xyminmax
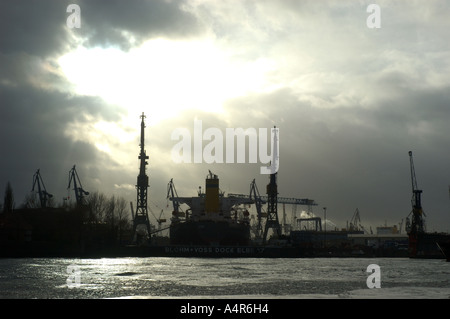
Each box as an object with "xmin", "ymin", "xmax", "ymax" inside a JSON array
[{"xmin": 0, "ymin": 257, "xmax": 449, "ymax": 298}]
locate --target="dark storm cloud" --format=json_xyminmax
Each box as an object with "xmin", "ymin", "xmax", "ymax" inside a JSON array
[
  {"xmin": 0, "ymin": 0, "xmax": 202, "ymax": 56},
  {"xmin": 0, "ymin": 0, "xmax": 74, "ymax": 57},
  {"xmin": 77, "ymin": 0, "xmax": 203, "ymax": 50}
]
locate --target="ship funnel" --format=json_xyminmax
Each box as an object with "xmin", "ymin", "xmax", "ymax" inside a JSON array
[{"xmin": 205, "ymin": 170, "xmax": 220, "ymax": 214}]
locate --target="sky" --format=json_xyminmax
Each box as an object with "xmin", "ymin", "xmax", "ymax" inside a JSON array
[{"xmin": 1, "ymin": 0, "xmax": 450, "ymax": 233}]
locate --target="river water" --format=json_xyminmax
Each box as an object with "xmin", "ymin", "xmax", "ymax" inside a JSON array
[{"xmin": 0, "ymin": 257, "xmax": 449, "ymax": 300}]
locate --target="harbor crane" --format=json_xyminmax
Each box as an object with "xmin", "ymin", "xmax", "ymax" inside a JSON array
[
  {"xmin": 348, "ymin": 208, "xmax": 366, "ymax": 233},
  {"xmin": 229, "ymin": 188, "xmax": 318, "ymax": 238},
  {"xmin": 407, "ymin": 151, "xmax": 425, "ymax": 235},
  {"xmin": 262, "ymin": 127, "xmax": 281, "ymax": 244},
  {"xmin": 167, "ymin": 178, "xmax": 184, "ymax": 221},
  {"xmin": 229, "ymin": 189, "xmax": 318, "ymax": 239},
  {"xmin": 406, "ymin": 151, "xmax": 426, "ymax": 257},
  {"xmin": 262, "ymin": 169, "xmax": 281, "ymax": 243},
  {"xmin": 67, "ymin": 165, "xmax": 89, "ymax": 206},
  {"xmin": 32, "ymin": 169, "xmax": 53, "ymax": 208},
  {"xmin": 131, "ymin": 112, "xmax": 152, "ymax": 244},
  {"xmin": 249, "ymin": 179, "xmax": 265, "ymax": 240}
]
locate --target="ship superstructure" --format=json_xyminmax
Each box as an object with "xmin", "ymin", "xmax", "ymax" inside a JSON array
[{"xmin": 168, "ymin": 171, "xmax": 253, "ymax": 246}]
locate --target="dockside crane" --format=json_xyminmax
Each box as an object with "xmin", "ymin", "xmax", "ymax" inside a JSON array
[
  {"xmin": 228, "ymin": 193, "xmax": 317, "ymax": 207},
  {"xmin": 407, "ymin": 151, "xmax": 426, "ymax": 257},
  {"xmin": 32, "ymin": 169, "xmax": 53, "ymax": 208},
  {"xmin": 262, "ymin": 127, "xmax": 281, "ymax": 244},
  {"xmin": 407, "ymin": 151, "xmax": 425, "ymax": 234},
  {"xmin": 229, "ymin": 188, "xmax": 318, "ymax": 238},
  {"xmin": 348, "ymin": 208, "xmax": 365, "ymax": 233},
  {"xmin": 249, "ymin": 179, "xmax": 265, "ymax": 240},
  {"xmin": 131, "ymin": 112, "xmax": 152, "ymax": 244},
  {"xmin": 167, "ymin": 178, "xmax": 185, "ymax": 221},
  {"xmin": 263, "ymin": 168, "xmax": 281, "ymax": 243},
  {"xmin": 67, "ymin": 165, "xmax": 89, "ymax": 206},
  {"xmin": 229, "ymin": 189, "xmax": 318, "ymax": 237}
]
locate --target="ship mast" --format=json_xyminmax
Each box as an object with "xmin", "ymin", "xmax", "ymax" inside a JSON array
[{"xmin": 132, "ymin": 112, "xmax": 151, "ymax": 244}]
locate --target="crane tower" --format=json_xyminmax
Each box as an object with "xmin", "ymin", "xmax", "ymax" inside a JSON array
[
  {"xmin": 407, "ymin": 151, "xmax": 425, "ymax": 257},
  {"xmin": 68, "ymin": 165, "xmax": 89, "ymax": 206},
  {"xmin": 32, "ymin": 169, "xmax": 53, "ymax": 208},
  {"xmin": 262, "ymin": 127, "xmax": 281, "ymax": 243},
  {"xmin": 132, "ymin": 112, "xmax": 152, "ymax": 244},
  {"xmin": 407, "ymin": 151, "xmax": 425, "ymax": 234},
  {"xmin": 249, "ymin": 179, "xmax": 264, "ymax": 240}
]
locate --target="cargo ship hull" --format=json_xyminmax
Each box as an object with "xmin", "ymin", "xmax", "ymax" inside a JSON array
[{"xmin": 169, "ymin": 221, "xmax": 250, "ymax": 246}]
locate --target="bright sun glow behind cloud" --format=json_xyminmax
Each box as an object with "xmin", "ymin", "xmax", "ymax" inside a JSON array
[{"xmin": 58, "ymin": 38, "xmax": 277, "ymax": 125}]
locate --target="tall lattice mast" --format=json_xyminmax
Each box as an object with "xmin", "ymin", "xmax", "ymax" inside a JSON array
[
  {"xmin": 263, "ymin": 126, "xmax": 281, "ymax": 243},
  {"xmin": 132, "ymin": 112, "xmax": 151, "ymax": 244}
]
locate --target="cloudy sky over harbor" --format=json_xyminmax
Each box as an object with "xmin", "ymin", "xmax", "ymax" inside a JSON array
[{"xmin": 1, "ymin": 0, "xmax": 449, "ymax": 232}]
